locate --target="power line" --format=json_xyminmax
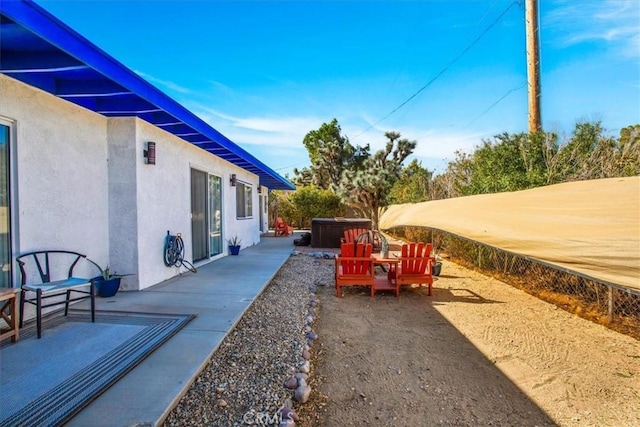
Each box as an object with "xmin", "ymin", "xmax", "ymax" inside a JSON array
[
  {"xmin": 465, "ymin": 81, "xmax": 527, "ymax": 126},
  {"xmin": 476, "ymin": 0, "xmax": 502, "ymax": 27},
  {"xmin": 275, "ymin": 162, "xmax": 307, "ymax": 172},
  {"xmin": 353, "ymin": 1, "xmax": 519, "ymax": 139}
]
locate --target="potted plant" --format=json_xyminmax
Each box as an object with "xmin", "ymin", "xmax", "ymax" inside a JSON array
[
  {"xmin": 432, "ymin": 254, "xmax": 443, "ymax": 277},
  {"xmin": 227, "ymin": 235, "xmax": 242, "ymax": 256},
  {"xmin": 87, "ymin": 260, "xmax": 132, "ymax": 297}
]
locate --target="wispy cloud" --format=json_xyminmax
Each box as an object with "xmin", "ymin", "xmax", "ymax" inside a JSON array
[
  {"xmin": 355, "ymin": 124, "xmax": 486, "ymax": 174},
  {"xmin": 135, "ymin": 71, "xmax": 192, "ymax": 94},
  {"xmin": 205, "ymin": 80, "xmax": 236, "ymax": 96},
  {"xmin": 545, "ymin": 0, "xmax": 640, "ymax": 58},
  {"xmin": 183, "ymin": 92, "xmax": 495, "ymax": 176},
  {"xmin": 412, "ymin": 129, "xmax": 486, "ymax": 159},
  {"xmin": 189, "ymin": 103, "xmax": 323, "ymax": 149},
  {"xmin": 345, "ymin": 112, "xmax": 487, "ymax": 160}
]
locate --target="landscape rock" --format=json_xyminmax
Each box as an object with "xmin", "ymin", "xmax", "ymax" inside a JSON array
[
  {"xmin": 284, "ymin": 376, "xmax": 298, "ymax": 389},
  {"xmin": 299, "ymin": 360, "xmax": 310, "ymax": 373},
  {"xmin": 281, "ymin": 407, "xmax": 300, "ymax": 421},
  {"xmin": 294, "ymin": 385, "xmax": 312, "ymax": 403},
  {"xmin": 294, "ymin": 372, "xmax": 309, "ymax": 381}
]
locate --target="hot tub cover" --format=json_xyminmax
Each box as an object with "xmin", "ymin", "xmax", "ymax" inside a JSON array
[{"xmin": 379, "ymin": 177, "xmax": 640, "ymax": 291}]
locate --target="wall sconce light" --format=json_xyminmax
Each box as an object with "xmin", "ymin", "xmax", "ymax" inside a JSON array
[
  {"xmin": 230, "ymin": 173, "xmax": 237, "ymax": 187},
  {"xmin": 257, "ymin": 186, "xmax": 262, "ymax": 194},
  {"xmin": 144, "ymin": 141, "xmax": 156, "ymax": 165}
]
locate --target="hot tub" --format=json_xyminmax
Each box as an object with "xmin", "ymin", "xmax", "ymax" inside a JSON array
[{"xmin": 310, "ymin": 218, "xmax": 372, "ymax": 248}]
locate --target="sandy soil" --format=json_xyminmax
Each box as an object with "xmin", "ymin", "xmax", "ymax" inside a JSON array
[{"xmin": 301, "ymin": 258, "xmax": 640, "ymax": 426}]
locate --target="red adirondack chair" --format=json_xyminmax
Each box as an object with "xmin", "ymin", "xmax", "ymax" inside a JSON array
[
  {"xmin": 335, "ymin": 242, "xmax": 375, "ymax": 298},
  {"xmin": 396, "ymin": 242, "xmax": 435, "ymax": 296},
  {"xmin": 274, "ymin": 217, "xmax": 292, "ymax": 236},
  {"xmin": 341, "ymin": 228, "xmax": 369, "ymax": 245}
]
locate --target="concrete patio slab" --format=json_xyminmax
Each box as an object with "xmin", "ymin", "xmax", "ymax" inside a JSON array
[{"xmin": 65, "ymin": 233, "xmax": 298, "ymax": 426}]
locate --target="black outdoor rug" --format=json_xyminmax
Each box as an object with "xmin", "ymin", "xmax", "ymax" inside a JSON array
[{"xmin": 0, "ymin": 309, "xmax": 195, "ymax": 427}]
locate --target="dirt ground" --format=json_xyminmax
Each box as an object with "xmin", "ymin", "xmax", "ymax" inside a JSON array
[{"xmin": 300, "ymin": 258, "xmax": 640, "ymax": 426}]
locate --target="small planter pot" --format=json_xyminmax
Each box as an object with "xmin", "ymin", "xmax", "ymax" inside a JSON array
[
  {"xmin": 92, "ymin": 277, "xmax": 122, "ymax": 298},
  {"xmin": 432, "ymin": 262, "xmax": 442, "ymax": 277},
  {"xmin": 228, "ymin": 245, "xmax": 241, "ymax": 256}
]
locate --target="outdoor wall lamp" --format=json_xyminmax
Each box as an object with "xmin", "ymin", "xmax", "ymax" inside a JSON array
[
  {"xmin": 257, "ymin": 186, "xmax": 262, "ymax": 194},
  {"xmin": 144, "ymin": 141, "xmax": 156, "ymax": 165},
  {"xmin": 230, "ymin": 173, "xmax": 237, "ymax": 187}
]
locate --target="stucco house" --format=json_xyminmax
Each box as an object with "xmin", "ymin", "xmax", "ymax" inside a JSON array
[{"xmin": 0, "ymin": 0, "xmax": 294, "ymax": 302}]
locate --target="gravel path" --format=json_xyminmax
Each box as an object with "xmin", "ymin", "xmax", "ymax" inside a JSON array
[{"xmin": 164, "ymin": 254, "xmax": 333, "ymax": 426}]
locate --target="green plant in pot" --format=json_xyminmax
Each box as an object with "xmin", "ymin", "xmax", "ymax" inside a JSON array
[
  {"xmin": 227, "ymin": 235, "xmax": 242, "ymax": 256},
  {"xmin": 87, "ymin": 260, "xmax": 132, "ymax": 297}
]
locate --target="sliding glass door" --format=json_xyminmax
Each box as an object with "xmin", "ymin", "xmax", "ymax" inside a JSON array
[
  {"xmin": 208, "ymin": 175, "xmax": 222, "ymax": 257},
  {"xmin": 191, "ymin": 169, "xmax": 223, "ymax": 262},
  {"xmin": 0, "ymin": 121, "xmax": 11, "ymax": 287},
  {"xmin": 191, "ymin": 169, "xmax": 208, "ymax": 262}
]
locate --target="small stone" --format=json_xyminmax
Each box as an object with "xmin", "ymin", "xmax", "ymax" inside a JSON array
[
  {"xmin": 302, "ymin": 349, "xmax": 311, "ymax": 360},
  {"xmin": 294, "ymin": 385, "xmax": 312, "ymax": 403},
  {"xmin": 306, "ymin": 331, "xmax": 318, "ymax": 341},
  {"xmin": 215, "ymin": 387, "xmax": 225, "ymax": 394},
  {"xmin": 279, "ymin": 419, "xmax": 295, "ymax": 427},
  {"xmin": 299, "ymin": 360, "xmax": 310, "ymax": 373},
  {"xmin": 281, "ymin": 407, "xmax": 300, "ymax": 422},
  {"xmin": 283, "ymin": 398, "xmax": 293, "ymax": 409},
  {"xmin": 305, "ymin": 315, "xmax": 314, "ymax": 324},
  {"xmin": 217, "ymin": 399, "xmax": 227, "ymax": 408},
  {"xmin": 308, "ymin": 300, "xmax": 317, "ymax": 308},
  {"xmin": 304, "ymin": 325, "xmax": 312, "ymax": 333},
  {"xmin": 284, "ymin": 376, "xmax": 298, "ymax": 389},
  {"xmin": 294, "ymin": 372, "xmax": 309, "ymax": 381}
]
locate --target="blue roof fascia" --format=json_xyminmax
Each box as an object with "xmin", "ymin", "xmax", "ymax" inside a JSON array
[{"xmin": 1, "ymin": 0, "xmax": 295, "ymax": 190}]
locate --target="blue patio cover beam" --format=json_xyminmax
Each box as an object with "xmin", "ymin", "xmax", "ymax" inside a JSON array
[{"xmin": 0, "ymin": 50, "xmax": 85, "ymax": 72}]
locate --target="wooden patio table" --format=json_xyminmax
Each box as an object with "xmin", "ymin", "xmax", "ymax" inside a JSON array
[{"xmin": 372, "ymin": 255, "xmax": 400, "ymax": 297}]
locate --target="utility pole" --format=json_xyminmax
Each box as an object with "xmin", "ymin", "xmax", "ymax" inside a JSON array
[{"xmin": 526, "ymin": 0, "xmax": 542, "ymax": 132}]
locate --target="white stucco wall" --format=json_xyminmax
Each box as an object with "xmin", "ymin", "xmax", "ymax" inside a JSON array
[
  {"xmin": 131, "ymin": 119, "xmax": 262, "ymax": 290},
  {"xmin": 107, "ymin": 119, "xmax": 139, "ymax": 290},
  {"xmin": 1, "ymin": 74, "xmax": 264, "ymax": 294},
  {"xmin": 0, "ymin": 75, "xmax": 109, "ymax": 320},
  {"xmin": 0, "ymin": 75, "xmax": 110, "ymax": 279}
]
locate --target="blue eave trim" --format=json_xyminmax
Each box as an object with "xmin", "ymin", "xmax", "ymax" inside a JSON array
[{"xmin": 0, "ymin": 0, "xmax": 295, "ymax": 190}]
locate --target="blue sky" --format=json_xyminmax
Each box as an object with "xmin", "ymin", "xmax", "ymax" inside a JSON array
[{"xmin": 38, "ymin": 0, "xmax": 639, "ymax": 177}]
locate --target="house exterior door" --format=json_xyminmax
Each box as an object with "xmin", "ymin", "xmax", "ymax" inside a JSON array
[
  {"xmin": 191, "ymin": 169, "xmax": 208, "ymax": 262},
  {"xmin": 259, "ymin": 194, "xmax": 264, "ymax": 232},
  {"xmin": 208, "ymin": 175, "xmax": 222, "ymax": 257},
  {"xmin": 191, "ymin": 169, "xmax": 224, "ymax": 262},
  {"xmin": 0, "ymin": 121, "xmax": 11, "ymax": 287}
]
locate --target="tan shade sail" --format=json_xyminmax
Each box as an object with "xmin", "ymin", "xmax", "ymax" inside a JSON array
[{"xmin": 379, "ymin": 177, "xmax": 640, "ymax": 291}]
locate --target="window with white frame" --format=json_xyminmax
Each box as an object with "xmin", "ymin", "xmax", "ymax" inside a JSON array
[{"xmin": 236, "ymin": 182, "xmax": 253, "ymax": 218}]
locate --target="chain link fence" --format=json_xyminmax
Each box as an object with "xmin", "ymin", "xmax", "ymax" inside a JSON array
[{"xmin": 389, "ymin": 227, "xmax": 640, "ymax": 340}]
